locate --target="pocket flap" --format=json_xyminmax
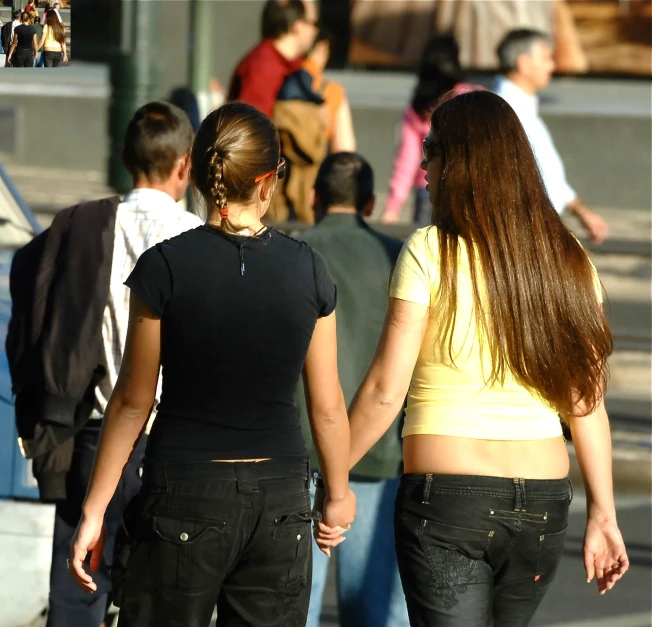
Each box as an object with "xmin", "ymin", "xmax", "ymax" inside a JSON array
[{"xmin": 152, "ymin": 515, "xmax": 225, "ymax": 545}]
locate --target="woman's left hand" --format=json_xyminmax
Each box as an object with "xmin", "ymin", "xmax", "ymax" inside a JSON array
[{"xmin": 69, "ymin": 515, "xmax": 106, "ymax": 593}]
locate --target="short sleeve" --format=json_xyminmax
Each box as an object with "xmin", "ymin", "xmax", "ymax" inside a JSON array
[
  {"xmin": 389, "ymin": 229, "xmax": 434, "ymax": 306},
  {"xmin": 311, "ymin": 248, "xmax": 337, "ymax": 318},
  {"xmin": 124, "ymin": 245, "xmax": 172, "ymax": 318}
]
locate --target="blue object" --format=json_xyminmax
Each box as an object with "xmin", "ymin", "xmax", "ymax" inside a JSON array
[
  {"xmin": 277, "ymin": 69, "xmax": 325, "ymax": 105},
  {"xmin": 307, "ymin": 478, "xmax": 410, "ymax": 627},
  {"xmin": 0, "ymin": 163, "xmax": 42, "ymax": 500}
]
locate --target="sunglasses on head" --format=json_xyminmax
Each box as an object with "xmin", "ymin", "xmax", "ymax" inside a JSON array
[
  {"xmin": 255, "ymin": 158, "xmax": 286, "ymax": 183},
  {"xmin": 422, "ymin": 138, "xmax": 439, "ymax": 164}
]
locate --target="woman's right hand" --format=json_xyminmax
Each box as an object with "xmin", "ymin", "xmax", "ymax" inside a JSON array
[{"xmin": 583, "ymin": 515, "xmax": 629, "ymax": 594}]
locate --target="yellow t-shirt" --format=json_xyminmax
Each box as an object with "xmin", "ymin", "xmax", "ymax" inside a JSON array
[
  {"xmin": 43, "ymin": 24, "xmax": 63, "ymax": 51},
  {"xmin": 389, "ymin": 227, "xmax": 603, "ymax": 441}
]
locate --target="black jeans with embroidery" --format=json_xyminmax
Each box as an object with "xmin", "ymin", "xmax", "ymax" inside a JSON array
[
  {"xmin": 394, "ymin": 473, "xmax": 572, "ymax": 627},
  {"xmin": 113, "ymin": 457, "xmax": 318, "ymax": 627}
]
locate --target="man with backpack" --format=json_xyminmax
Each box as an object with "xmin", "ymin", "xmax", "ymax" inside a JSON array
[{"xmin": 7, "ymin": 101, "xmax": 202, "ymax": 627}]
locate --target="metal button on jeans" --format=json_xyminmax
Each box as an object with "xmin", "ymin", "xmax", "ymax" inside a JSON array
[
  {"xmin": 296, "ymin": 534, "xmax": 302, "ymax": 541},
  {"xmin": 180, "ymin": 532, "xmax": 189, "ymax": 542}
]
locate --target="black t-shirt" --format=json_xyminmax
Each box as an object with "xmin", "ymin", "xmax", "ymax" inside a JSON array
[
  {"xmin": 14, "ymin": 24, "xmax": 35, "ymax": 49},
  {"xmin": 126, "ymin": 225, "xmax": 337, "ymax": 462}
]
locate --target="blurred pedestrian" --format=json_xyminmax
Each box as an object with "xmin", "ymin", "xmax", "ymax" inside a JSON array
[
  {"xmin": 68, "ymin": 101, "xmax": 356, "ymax": 627},
  {"xmin": 303, "ymin": 29, "xmax": 356, "ymax": 153},
  {"xmin": 24, "ymin": 1, "xmax": 38, "ymax": 20},
  {"xmin": 31, "ymin": 13, "xmax": 44, "ymax": 67},
  {"xmin": 38, "ymin": 9, "xmax": 68, "ymax": 67},
  {"xmin": 228, "ymin": 0, "xmax": 318, "ymax": 116},
  {"xmin": 494, "ymin": 30, "xmax": 608, "ymax": 244},
  {"xmin": 382, "ymin": 35, "xmax": 480, "ymax": 226},
  {"xmin": 41, "ymin": 2, "xmax": 51, "ymax": 25},
  {"xmin": 7, "ymin": 11, "xmax": 38, "ymax": 67},
  {"xmin": 2, "ymin": 10, "xmax": 22, "ymax": 66},
  {"xmin": 52, "ymin": 1, "xmax": 64, "ymax": 25},
  {"xmin": 6, "ymin": 102, "xmax": 202, "ymax": 627},
  {"xmin": 298, "ymin": 152, "xmax": 409, "ymax": 627},
  {"xmin": 328, "ymin": 89, "xmax": 629, "ymax": 625}
]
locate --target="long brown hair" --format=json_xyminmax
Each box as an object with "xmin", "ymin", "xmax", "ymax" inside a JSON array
[
  {"xmin": 191, "ymin": 102, "xmax": 280, "ymax": 234},
  {"xmin": 45, "ymin": 10, "xmax": 65, "ymax": 46},
  {"xmin": 428, "ymin": 90, "xmax": 611, "ymax": 420}
]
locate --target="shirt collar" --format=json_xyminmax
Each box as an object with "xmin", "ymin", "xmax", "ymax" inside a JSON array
[
  {"xmin": 121, "ymin": 188, "xmax": 180, "ymax": 211},
  {"xmin": 495, "ymin": 76, "xmax": 539, "ymax": 115},
  {"xmin": 316, "ymin": 212, "xmax": 367, "ymax": 230}
]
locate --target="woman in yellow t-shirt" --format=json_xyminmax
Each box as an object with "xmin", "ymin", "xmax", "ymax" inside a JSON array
[
  {"xmin": 316, "ymin": 90, "xmax": 628, "ymax": 625},
  {"xmin": 37, "ymin": 8, "xmax": 67, "ymax": 67}
]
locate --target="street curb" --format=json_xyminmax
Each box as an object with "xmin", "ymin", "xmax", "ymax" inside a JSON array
[{"xmin": 568, "ymin": 445, "xmax": 651, "ymax": 494}]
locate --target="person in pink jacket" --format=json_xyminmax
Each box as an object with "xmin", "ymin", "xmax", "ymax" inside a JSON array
[{"xmin": 383, "ymin": 36, "xmax": 480, "ymax": 225}]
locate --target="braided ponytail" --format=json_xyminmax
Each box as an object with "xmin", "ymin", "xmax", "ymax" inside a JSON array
[
  {"xmin": 209, "ymin": 150, "xmax": 228, "ymax": 212},
  {"xmin": 208, "ymin": 149, "xmax": 238, "ymax": 233}
]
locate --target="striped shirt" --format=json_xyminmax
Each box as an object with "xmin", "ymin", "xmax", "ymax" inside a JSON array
[{"xmin": 93, "ymin": 188, "xmax": 203, "ymax": 419}]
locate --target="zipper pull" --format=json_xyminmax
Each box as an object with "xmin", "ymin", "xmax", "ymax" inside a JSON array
[{"xmin": 239, "ymin": 247, "xmax": 245, "ymax": 276}]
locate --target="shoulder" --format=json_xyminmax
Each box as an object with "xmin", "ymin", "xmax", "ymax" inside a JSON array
[
  {"xmin": 238, "ymin": 40, "xmax": 272, "ymax": 68},
  {"xmin": 273, "ymin": 228, "xmax": 314, "ymax": 255}
]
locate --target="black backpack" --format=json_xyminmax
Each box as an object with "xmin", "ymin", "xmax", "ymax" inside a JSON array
[{"xmin": 1, "ymin": 22, "xmax": 12, "ymax": 50}]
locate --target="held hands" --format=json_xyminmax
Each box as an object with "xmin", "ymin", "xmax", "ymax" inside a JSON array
[
  {"xmin": 583, "ymin": 515, "xmax": 629, "ymax": 594},
  {"xmin": 69, "ymin": 514, "xmax": 106, "ymax": 593},
  {"xmin": 313, "ymin": 487, "xmax": 356, "ymax": 558}
]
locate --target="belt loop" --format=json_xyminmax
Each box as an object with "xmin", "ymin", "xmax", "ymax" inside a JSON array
[
  {"xmin": 568, "ymin": 478, "xmax": 574, "ymax": 504},
  {"xmin": 235, "ymin": 462, "xmax": 260, "ymax": 494},
  {"xmin": 513, "ymin": 477, "xmax": 525, "ymax": 511},
  {"xmin": 421, "ymin": 474, "xmax": 433, "ymax": 505}
]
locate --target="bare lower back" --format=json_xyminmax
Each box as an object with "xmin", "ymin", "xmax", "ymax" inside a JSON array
[{"xmin": 403, "ymin": 434, "xmax": 570, "ymax": 479}]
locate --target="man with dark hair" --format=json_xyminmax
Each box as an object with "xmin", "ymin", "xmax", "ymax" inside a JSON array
[
  {"xmin": 22, "ymin": 101, "xmax": 202, "ymax": 627},
  {"xmin": 228, "ymin": 0, "xmax": 318, "ymax": 116},
  {"xmin": 494, "ymin": 29, "xmax": 608, "ymax": 244},
  {"xmin": 297, "ymin": 153, "xmax": 410, "ymax": 627}
]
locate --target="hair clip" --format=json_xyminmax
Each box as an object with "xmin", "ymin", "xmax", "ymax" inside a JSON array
[{"xmin": 219, "ymin": 207, "xmax": 229, "ymax": 220}]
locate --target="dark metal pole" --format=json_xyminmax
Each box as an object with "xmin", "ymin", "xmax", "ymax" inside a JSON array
[{"xmin": 108, "ymin": 0, "xmax": 162, "ymax": 193}]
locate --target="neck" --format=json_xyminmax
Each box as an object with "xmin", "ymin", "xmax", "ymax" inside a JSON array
[
  {"xmin": 505, "ymin": 72, "xmax": 538, "ymax": 96},
  {"xmin": 132, "ymin": 177, "xmax": 178, "ymax": 202},
  {"xmin": 273, "ymin": 36, "xmax": 300, "ymax": 62},
  {"xmin": 326, "ymin": 206, "xmax": 359, "ymax": 216},
  {"xmin": 208, "ymin": 202, "xmax": 265, "ymax": 232}
]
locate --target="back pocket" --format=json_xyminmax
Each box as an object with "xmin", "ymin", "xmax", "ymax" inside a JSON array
[
  {"xmin": 271, "ymin": 509, "xmax": 320, "ymax": 596},
  {"xmin": 418, "ymin": 520, "xmax": 494, "ymax": 584},
  {"xmin": 534, "ymin": 526, "xmax": 568, "ymax": 593},
  {"xmin": 151, "ymin": 515, "xmax": 226, "ymax": 592}
]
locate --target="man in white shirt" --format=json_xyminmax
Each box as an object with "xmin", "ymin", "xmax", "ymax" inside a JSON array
[
  {"xmin": 494, "ymin": 29, "xmax": 608, "ymax": 244},
  {"xmin": 46, "ymin": 102, "xmax": 202, "ymax": 627},
  {"xmin": 53, "ymin": 2, "xmax": 64, "ymax": 24}
]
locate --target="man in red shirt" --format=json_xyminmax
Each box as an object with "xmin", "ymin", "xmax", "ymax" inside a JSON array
[{"xmin": 228, "ymin": 0, "xmax": 318, "ymax": 117}]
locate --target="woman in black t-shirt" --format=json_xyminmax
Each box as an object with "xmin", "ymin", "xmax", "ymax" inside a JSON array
[
  {"xmin": 69, "ymin": 102, "xmax": 356, "ymax": 626},
  {"xmin": 7, "ymin": 11, "xmax": 37, "ymax": 67}
]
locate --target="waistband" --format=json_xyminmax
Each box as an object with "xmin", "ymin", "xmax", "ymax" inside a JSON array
[
  {"xmin": 142, "ymin": 456, "xmax": 310, "ymax": 492},
  {"xmin": 400, "ymin": 473, "xmax": 571, "ymax": 502}
]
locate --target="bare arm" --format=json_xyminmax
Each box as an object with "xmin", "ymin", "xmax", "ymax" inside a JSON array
[
  {"xmin": 348, "ymin": 297, "xmax": 428, "ymax": 469},
  {"xmin": 81, "ymin": 292, "xmax": 160, "ymax": 519},
  {"xmin": 37, "ymin": 29, "xmax": 45, "ymax": 50},
  {"xmin": 569, "ymin": 396, "xmax": 629, "ymax": 593},
  {"xmin": 7, "ymin": 38, "xmax": 17, "ymax": 61},
  {"xmin": 302, "ymin": 311, "xmax": 350, "ymax": 501},
  {"xmin": 32, "ymin": 33, "xmax": 37, "ymax": 56}
]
